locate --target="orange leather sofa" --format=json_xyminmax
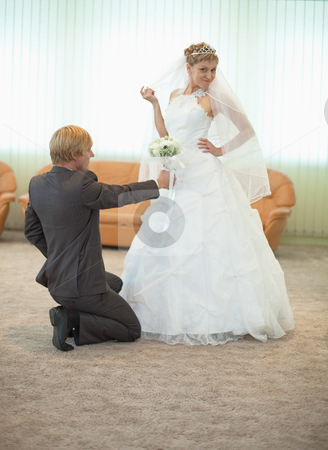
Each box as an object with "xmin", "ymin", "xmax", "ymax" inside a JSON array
[
  {"xmin": 18, "ymin": 161, "xmax": 150, "ymax": 247},
  {"xmin": 92, "ymin": 161, "xmax": 150, "ymax": 247},
  {"xmin": 19, "ymin": 163, "xmax": 295, "ymax": 251},
  {"xmin": 251, "ymin": 168, "xmax": 296, "ymax": 251},
  {"xmin": 0, "ymin": 161, "xmax": 17, "ymax": 235}
]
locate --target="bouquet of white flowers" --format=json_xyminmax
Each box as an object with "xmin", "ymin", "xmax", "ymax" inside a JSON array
[
  {"xmin": 148, "ymin": 136, "xmax": 182, "ymax": 196},
  {"xmin": 148, "ymin": 136, "xmax": 181, "ymax": 158}
]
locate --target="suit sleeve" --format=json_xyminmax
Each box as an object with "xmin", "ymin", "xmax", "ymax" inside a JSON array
[
  {"xmin": 25, "ymin": 195, "xmax": 48, "ymax": 258},
  {"xmin": 81, "ymin": 171, "xmax": 159, "ymax": 209}
]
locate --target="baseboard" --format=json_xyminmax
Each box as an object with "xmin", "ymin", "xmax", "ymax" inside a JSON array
[
  {"xmin": 280, "ymin": 235, "xmax": 328, "ymax": 246},
  {"xmin": 5, "ymin": 228, "xmax": 328, "ymax": 247}
]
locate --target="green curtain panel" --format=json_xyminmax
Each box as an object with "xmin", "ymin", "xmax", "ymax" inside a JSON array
[{"xmin": 1, "ymin": 0, "xmax": 327, "ymax": 238}]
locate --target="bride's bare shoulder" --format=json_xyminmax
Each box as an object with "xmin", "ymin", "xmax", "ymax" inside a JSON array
[
  {"xmin": 199, "ymin": 94, "xmax": 215, "ymax": 117},
  {"xmin": 169, "ymin": 89, "xmax": 182, "ymax": 101}
]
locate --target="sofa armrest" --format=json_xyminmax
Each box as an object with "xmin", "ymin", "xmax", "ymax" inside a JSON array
[
  {"xmin": 0, "ymin": 192, "xmax": 16, "ymax": 208},
  {"xmin": 266, "ymin": 207, "xmax": 292, "ymax": 226},
  {"xmin": 18, "ymin": 193, "xmax": 29, "ymax": 216},
  {"xmin": 264, "ymin": 207, "xmax": 293, "ymax": 251}
]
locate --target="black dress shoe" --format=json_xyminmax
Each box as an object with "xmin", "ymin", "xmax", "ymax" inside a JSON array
[
  {"xmin": 52, "ymin": 307, "xmax": 75, "ymax": 338},
  {"xmin": 49, "ymin": 307, "xmax": 74, "ymax": 351},
  {"xmin": 67, "ymin": 328, "xmax": 75, "ymax": 338}
]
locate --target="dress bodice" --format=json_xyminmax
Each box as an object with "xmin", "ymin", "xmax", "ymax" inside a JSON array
[{"xmin": 164, "ymin": 89, "xmax": 213, "ymax": 152}]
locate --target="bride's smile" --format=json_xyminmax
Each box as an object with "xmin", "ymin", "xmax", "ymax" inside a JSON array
[{"xmin": 186, "ymin": 60, "xmax": 217, "ymax": 93}]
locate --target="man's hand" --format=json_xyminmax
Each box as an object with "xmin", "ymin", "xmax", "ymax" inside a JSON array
[{"xmin": 157, "ymin": 170, "xmax": 175, "ymax": 189}]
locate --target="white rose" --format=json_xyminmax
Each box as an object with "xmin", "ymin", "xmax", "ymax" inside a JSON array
[{"xmin": 152, "ymin": 145, "xmax": 161, "ymax": 157}]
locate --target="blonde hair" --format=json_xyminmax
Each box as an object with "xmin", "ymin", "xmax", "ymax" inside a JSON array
[
  {"xmin": 49, "ymin": 125, "xmax": 93, "ymax": 165},
  {"xmin": 184, "ymin": 42, "xmax": 219, "ymax": 66}
]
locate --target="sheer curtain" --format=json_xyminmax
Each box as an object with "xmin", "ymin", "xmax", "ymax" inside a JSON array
[{"xmin": 1, "ymin": 0, "xmax": 327, "ymax": 236}]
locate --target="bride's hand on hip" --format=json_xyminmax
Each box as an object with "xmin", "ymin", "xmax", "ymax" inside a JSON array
[
  {"xmin": 140, "ymin": 86, "xmax": 158, "ymax": 105},
  {"xmin": 198, "ymin": 138, "xmax": 223, "ymax": 157}
]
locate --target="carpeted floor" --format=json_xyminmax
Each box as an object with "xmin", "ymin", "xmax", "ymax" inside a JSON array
[{"xmin": 0, "ymin": 230, "xmax": 327, "ymax": 450}]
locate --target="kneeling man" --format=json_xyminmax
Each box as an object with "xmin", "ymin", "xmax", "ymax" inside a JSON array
[{"xmin": 25, "ymin": 125, "xmax": 169, "ymax": 351}]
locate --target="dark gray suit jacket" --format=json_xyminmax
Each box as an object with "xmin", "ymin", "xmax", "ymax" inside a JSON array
[{"xmin": 25, "ymin": 166, "xmax": 159, "ymax": 298}]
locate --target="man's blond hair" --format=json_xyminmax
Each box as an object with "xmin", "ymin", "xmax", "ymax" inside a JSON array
[{"xmin": 49, "ymin": 125, "xmax": 93, "ymax": 165}]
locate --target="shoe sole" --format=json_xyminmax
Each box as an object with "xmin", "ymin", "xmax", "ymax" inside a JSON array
[{"xmin": 49, "ymin": 308, "xmax": 74, "ymax": 352}]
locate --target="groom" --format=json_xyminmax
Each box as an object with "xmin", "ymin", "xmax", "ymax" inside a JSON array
[{"xmin": 25, "ymin": 125, "xmax": 170, "ymax": 351}]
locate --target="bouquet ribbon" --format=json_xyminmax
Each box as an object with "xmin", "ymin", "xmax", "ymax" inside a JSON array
[
  {"xmin": 169, "ymin": 169, "xmax": 175, "ymax": 199},
  {"xmin": 165, "ymin": 158, "xmax": 185, "ymax": 200}
]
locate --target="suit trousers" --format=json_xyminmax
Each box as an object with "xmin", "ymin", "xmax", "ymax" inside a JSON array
[{"xmin": 51, "ymin": 272, "xmax": 141, "ymax": 346}]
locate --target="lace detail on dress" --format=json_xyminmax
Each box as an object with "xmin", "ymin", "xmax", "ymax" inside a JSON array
[
  {"xmin": 177, "ymin": 88, "xmax": 207, "ymax": 98},
  {"xmin": 168, "ymin": 89, "xmax": 213, "ymax": 121},
  {"xmin": 141, "ymin": 331, "xmax": 244, "ymax": 346},
  {"xmin": 193, "ymin": 88, "xmax": 206, "ymax": 98}
]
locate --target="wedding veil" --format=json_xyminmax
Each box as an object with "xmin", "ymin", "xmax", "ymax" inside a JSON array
[{"xmin": 139, "ymin": 55, "xmax": 271, "ymax": 204}]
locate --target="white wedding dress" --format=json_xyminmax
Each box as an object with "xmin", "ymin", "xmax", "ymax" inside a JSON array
[{"xmin": 120, "ymin": 89, "xmax": 295, "ymax": 345}]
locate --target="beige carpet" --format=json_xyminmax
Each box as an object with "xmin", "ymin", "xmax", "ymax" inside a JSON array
[{"xmin": 0, "ymin": 230, "xmax": 327, "ymax": 450}]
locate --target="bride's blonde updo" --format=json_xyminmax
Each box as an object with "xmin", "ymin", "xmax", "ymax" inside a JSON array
[{"xmin": 184, "ymin": 42, "xmax": 219, "ymax": 65}]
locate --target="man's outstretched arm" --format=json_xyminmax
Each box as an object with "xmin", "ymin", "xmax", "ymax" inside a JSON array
[{"xmin": 81, "ymin": 170, "xmax": 171, "ymax": 210}]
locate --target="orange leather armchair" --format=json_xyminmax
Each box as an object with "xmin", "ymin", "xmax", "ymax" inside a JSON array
[
  {"xmin": 18, "ymin": 161, "xmax": 150, "ymax": 247},
  {"xmin": 251, "ymin": 168, "xmax": 296, "ymax": 251},
  {"xmin": 18, "ymin": 163, "xmax": 53, "ymax": 216},
  {"xmin": 0, "ymin": 161, "xmax": 17, "ymax": 235}
]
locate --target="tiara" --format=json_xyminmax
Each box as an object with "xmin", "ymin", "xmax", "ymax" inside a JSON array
[{"xmin": 191, "ymin": 45, "xmax": 216, "ymax": 55}]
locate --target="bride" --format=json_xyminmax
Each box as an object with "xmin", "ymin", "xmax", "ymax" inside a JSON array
[{"xmin": 120, "ymin": 42, "xmax": 295, "ymax": 345}]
